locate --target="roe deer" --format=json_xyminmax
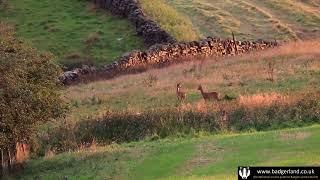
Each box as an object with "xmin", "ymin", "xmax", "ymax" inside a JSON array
[
  {"xmin": 197, "ymin": 85, "xmax": 219, "ymax": 101},
  {"xmin": 176, "ymin": 83, "xmax": 187, "ymax": 101}
]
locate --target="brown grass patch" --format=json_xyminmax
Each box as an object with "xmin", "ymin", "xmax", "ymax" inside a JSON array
[
  {"xmin": 259, "ymin": 40, "xmax": 320, "ymax": 59},
  {"xmin": 239, "ymin": 93, "xmax": 289, "ymax": 108}
]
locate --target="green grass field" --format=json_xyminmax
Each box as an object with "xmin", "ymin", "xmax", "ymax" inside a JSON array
[
  {"xmin": 0, "ymin": 0, "xmax": 144, "ymax": 67},
  {"xmin": 9, "ymin": 125, "xmax": 320, "ymax": 179},
  {"xmin": 166, "ymin": 0, "xmax": 320, "ymax": 41}
]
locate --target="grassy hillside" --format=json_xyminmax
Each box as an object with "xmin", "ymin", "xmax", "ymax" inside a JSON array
[
  {"xmin": 1, "ymin": 0, "xmax": 318, "ymax": 69},
  {"xmin": 166, "ymin": 0, "xmax": 320, "ymax": 41},
  {"xmin": 10, "ymin": 125, "xmax": 320, "ymax": 179},
  {"xmin": 65, "ymin": 40, "xmax": 320, "ymax": 121},
  {"xmin": 26, "ymin": 40, "xmax": 317, "ymax": 156},
  {"xmin": 0, "ymin": 0, "xmax": 144, "ymax": 67},
  {"xmin": 140, "ymin": 0, "xmax": 200, "ymax": 41}
]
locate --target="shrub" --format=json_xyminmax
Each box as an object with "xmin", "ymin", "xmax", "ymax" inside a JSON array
[{"xmin": 0, "ymin": 22, "xmax": 66, "ymax": 175}]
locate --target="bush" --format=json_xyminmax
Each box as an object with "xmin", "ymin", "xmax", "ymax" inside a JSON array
[{"xmin": 0, "ymin": 22, "xmax": 66, "ymax": 175}]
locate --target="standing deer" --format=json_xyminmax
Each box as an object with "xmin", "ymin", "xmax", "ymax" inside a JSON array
[
  {"xmin": 176, "ymin": 83, "xmax": 187, "ymax": 101},
  {"xmin": 197, "ymin": 85, "xmax": 219, "ymax": 101}
]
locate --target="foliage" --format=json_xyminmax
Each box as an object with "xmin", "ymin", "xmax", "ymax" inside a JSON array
[{"xmin": 0, "ymin": 22, "xmax": 66, "ymax": 156}]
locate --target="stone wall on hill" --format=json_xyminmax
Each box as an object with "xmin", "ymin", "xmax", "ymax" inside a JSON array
[
  {"xmin": 92, "ymin": 0, "xmax": 176, "ymax": 46},
  {"xmin": 60, "ymin": 37, "xmax": 278, "ymax": 84}
]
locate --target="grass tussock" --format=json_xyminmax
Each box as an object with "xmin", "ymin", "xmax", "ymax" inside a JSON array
[{"xmin": 140, "ymin": 0, "xmax": 200, "ymax": 41}]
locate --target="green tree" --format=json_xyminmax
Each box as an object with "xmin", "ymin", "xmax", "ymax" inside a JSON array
[{"xmin": 0, "ymin": 22, "xmax": 66, "ymax": 175}]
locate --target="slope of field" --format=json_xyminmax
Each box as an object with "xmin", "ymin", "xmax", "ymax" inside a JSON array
[
  {"xmin": 0, "ymin": 0, "xmax": 144, "ymax": 67},
  {"xmin": 166, "ymin": 0, "xmax": 320, "ymax": 41},
  {"xmin": 65, "ymin": 40, "xmax": 320, "ymax": 121},
  {"xmin": 139, "ymin": 0, "xmax": 200, "ymax": 41},
  {"xmin": 10, "ymin": 125, "xmax": 320, "ymax": 179}
]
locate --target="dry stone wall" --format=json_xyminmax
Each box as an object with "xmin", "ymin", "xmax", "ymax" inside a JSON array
[
  {"xmin": 59, "ymin": 0, "xmax": 279, "ymax": 84},
  {"xmin": 92, "ymin": 0, "xmax": 176, "ymax": 46},
  {"xmin": 60, "ymin": 37, "xmax": 278, "ymax": 85}
]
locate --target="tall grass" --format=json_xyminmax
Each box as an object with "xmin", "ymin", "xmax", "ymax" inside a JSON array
[
  {"xmin": 35, "ymin": 92, "xmax": 320, "ymax": 155},
  {"xmin": 140, "ymin": 0, "xmax": 200, "ymax": 41}
]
